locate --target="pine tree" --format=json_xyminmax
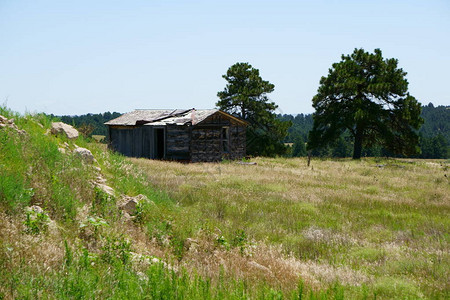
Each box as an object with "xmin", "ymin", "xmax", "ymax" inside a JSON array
[
  {"xmin": 308, "ymin": 48, "xmax": 423, "ymax": 159},
  {"xmin": 217, "ymin": 62, "xmax": 291, "ymax": 156}
]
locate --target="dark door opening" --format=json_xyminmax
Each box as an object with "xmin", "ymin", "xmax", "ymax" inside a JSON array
[{"xmin": 154, "ymin": 128, "xmax": 165, "ymax": 159}]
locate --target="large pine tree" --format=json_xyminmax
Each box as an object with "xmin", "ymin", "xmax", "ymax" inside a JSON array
[{"xmin": 308, "ymin": 48, "xmax": 423, "ymax": 159}]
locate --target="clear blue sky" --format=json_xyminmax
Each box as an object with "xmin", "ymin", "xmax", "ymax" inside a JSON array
[{"xmin": 1, "ymin": 0, "xmax": 449, "ymax": 115}]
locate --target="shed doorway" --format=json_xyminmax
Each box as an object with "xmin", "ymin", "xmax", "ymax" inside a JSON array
[{"xmin": 154, "ymin": 128, "xmax": 165, "ymax": 159}]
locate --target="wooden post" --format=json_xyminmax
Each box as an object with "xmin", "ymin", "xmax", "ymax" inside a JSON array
[{"xmin": 307, "ymin": 151, "xmax": 311, "ymax": 167}]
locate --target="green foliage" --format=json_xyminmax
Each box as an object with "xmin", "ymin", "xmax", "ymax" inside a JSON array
[
  {"xmin": 92, "ymin": 186, "xmax": 118, "ymax": 220},
  {"xmin": 280, "ymin": 104, "xmax": 448, "ymax": 158},
  {"xmin": 23, "ymin": 208, "xmax": 49, "ymax": 235},
  {"xmin": 64, "ymin": 240, "xmax": 73, "ymax": 267},
  {"xmin": 373, "ymin": 277, "xmax": 422, "ymax": 299},
  {"xmin": 101, "ymin": 235, "xmax": 132, "ymax": 265},
  {"xmin": 419, "ymin": 134, "xmax": 448, "ymax": 159},
  {"xmin": 80, "ymin": 215, "xmax": 109, "ymax": 237},
  {"xmin": 292, "ymin": 135, "xmax": 307, "ymax": 157},
  {"xmin": 0, "ymin": 172, "xmax": 33, "ymax": 211},
  {"xmin": 331, "ymin": 135, "xmax": 353, "ymax": 158},
  {"xmin": 0, "ymin": 106, "xmax": 96, "ymax": 221},
  {"xmin": 308, "ymin": 48, "xmax": 423, "ymax": 159},
  {"xmin": 278, "ymin": 113, "xmax": 314, "ymax": 143},
  {"xmin": 217, "ymin": 62, "xmax": 291, "ymax": 157},
  {"xmin": 0, "ymin": 123, "xmax": 33, "ymax": 210},
  {"xmin": 420, "ymin": 103, "xmax": 449, "ymax": 142},
  {"xmin": 231, "ymin": 229, "xmax": 248, "ymax": 255},
  {"xmin": 215, "ymin": 230, "xmax": 250, "ymax": 255},
  {"xmin": 350, "ymin": 247, "xmax": 386, "ymax": 263},
  {"xmin": 86, "ymin": 216, "xmax": 109, "ymax": 227},
  {"xmin": 133, "ymin": 200, "xmax": 145, "ymax": 223},
  {"xmin": 146, "ymin": 217, "xmax": 189, "ymax": 261},
  {"xmin": 216, "ymin": 235, "xmax": 230, "ymax": 250}
]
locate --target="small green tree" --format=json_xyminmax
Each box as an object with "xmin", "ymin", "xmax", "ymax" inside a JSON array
[
  {"xmin": 432, "ymin": 135, "xmax": 448, "ymax": 158},
  {"xmin": 217, "ymin": 62, "xmax": 290, "ymax": 156},
  {"xmin": 332, "ymin": 136, "xmax": 352, "ymax": 158},
  {"xmin": 308, "ymin": 48, "xmax": 423, "ymax": 159},
  {"xmin": 292, "ymin": 135, "xmax": 307, "ymax": 157},
  {"xmin": 420, "ymin": 134, "xmax": 448, "ymax": 158}
]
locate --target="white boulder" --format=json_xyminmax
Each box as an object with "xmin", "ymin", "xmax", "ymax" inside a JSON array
[
  {"xmin": 74, "ymin": 147, "xmax": 95, "ymax": 164},
  {"xmin": 51, "ymin": 122, "xmax": 79, "ymax": 139}
]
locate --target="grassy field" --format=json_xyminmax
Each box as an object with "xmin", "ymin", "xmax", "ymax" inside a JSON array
[
  {"xmin": 1, "ymin": 108, "xmax": 339, "ymax": 299},
  {"xmin": 129, "ymin": 156, "xmax": 449, "ymax": 298},
  {"xmin": 0, "ymin": 106, "xmax": 448, "ymax": 299}
]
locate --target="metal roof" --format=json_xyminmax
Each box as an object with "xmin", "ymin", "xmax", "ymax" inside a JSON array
[{"xmin": 105, "ymin": 108, "xmax": 247, "ymax": 126}]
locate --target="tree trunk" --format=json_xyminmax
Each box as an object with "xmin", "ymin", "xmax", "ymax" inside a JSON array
[{"xmin": 353, "ymin": 130, "xmax": 363, "ymax": 159}]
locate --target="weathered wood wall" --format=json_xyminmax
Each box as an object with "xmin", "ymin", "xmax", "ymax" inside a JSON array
[
  {"xmin": 229, "ymin": 125, "xmax": 246, "ymax": 160},
  {"xmin": 190, "ymin": 114, "xmax": 246, "ymax": 162},
  {"xmin": 165, "ymin": 125, "xmax": 190, "ymax": 160},
  {"xmin": 108, "ymin": 111, "xmax": 246, "ymax": 162},
  {"xmin": 191, "ymin": 127, "xmax": 221, "ymax": 162},
  {"xmin": 109, "ymin": 126, "xmax": 154, "ymax": 158}
]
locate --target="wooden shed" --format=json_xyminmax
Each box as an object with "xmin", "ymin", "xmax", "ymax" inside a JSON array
[{"xmin": 105, "ymin": 109, "xmax": 247, "ymax": 162}]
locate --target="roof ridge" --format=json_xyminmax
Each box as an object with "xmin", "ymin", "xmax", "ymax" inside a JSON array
[{"xmin": 105, "ymin": 108, "xmax": 246, "ymax": 126}]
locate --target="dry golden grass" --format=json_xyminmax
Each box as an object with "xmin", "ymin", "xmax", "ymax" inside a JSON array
[
  {"xmin": 129, "ymin": 156, "xmax": 450, "ymax": 298},
  {"xmin": 0, "ymin": 212, "xmax": 65, "ymax": 275}
]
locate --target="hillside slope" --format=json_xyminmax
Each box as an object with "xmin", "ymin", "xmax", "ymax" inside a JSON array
[
  {"xmin": 1, "ymin": 108, "xmax": 301, "ymax": 299},
  {"xmin": 0, "ymin": 106, "xmax": 449, "ymax": 299}
]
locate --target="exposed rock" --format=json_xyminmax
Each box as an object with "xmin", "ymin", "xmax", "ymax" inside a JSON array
[
  {"xmin": 50, "ymin": 122, "xmax": 79, "ymax": 139},
  {"xmin": 95, "ymin": 175, "xmax": 106, "ymax": 184},
  {"xmin": 130, "ymin": 253, "xmax": 178, "ymax": 272},
  {"xmin": 57, "ymin": 142, "xmax": 70, "ymax": 154},
  {"xmin": 136, "ymin": 271, "xmax": 148, "ymax": 281},
  {"xmin": 75, "ymin": 204, "xmax": 91, "ymax": 223},
  {"xmin": 74, "ymin": 147, "xmax": 95, "ymax": 164},
  {"xmin": 95, "ymin": 183, "xmax": 115, "ymax": 196},
  {"xmin": 0, "ymin": 115, "xmax": 27, "ymax": 135},
  {"xmin": 134, "ymin": 194, "xmax": 150, "ymax": 203},
  {"xmin": 185, "ymin": 238, "xmax": 199, "ymax": 251},
  {"xmin": 119, "ymin": 194, "xmax": 153, "ymax": 215},
  {"xmin": 122, "ymin": 199, "xmax": 139, "ymax": 215},
  {"xmin": 25, "ymin": 205, "xmax": 45, "ymax": 215},
  {"xmin": 92, "ymin": 168, "xmax": 114, "ymax": 196}
]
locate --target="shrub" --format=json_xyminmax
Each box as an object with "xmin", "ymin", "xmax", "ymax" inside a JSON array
[{"xmin": 23, "ymin": 208, "xmax": 49, "ymax": 235}]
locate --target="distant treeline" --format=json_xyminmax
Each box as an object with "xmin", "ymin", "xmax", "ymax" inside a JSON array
[
  {"xmin": 50, "ymin": 112, "xmax": 122, "ymax": 137},
  {"xmin": 53, "ymin": 103, "xmax": 449, "ymax": 159},
  {"xmin": 279, "ymin": 103, "xmax": 449, "ymax": 159}
]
